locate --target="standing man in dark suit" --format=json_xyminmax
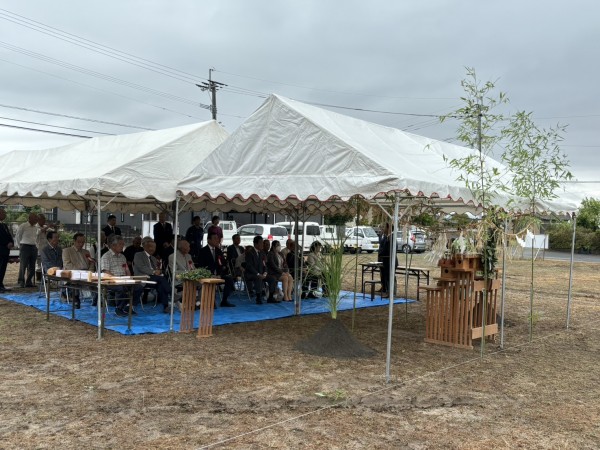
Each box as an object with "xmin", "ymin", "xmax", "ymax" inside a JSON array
[
  {"xmin": 0, "ymin": 207, "xmax": 14, "ymax": 293},
  {"xmin": 185, "ymin": 215, "xmax": 204, "ymax": 266},
  {"xmin": 153, "ymin": 212, "xmax": 173, "ymax": 261},
  {"xmin": 197, "ymin": 231, "xmax": 235, "ymax": 307},
  {"xmin": 244, "ymin": 235, "xmax": 278, "ymax": 304},
  {"xmin": 102, "ymin": 214, "xmax": 121, "ymax": 238}
]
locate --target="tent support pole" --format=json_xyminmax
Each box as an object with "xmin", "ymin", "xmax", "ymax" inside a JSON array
[
  {"xmin": 500, "ymin": 218, "xmax": 508, "ymax": 348},
  {"xmin": 169, "ymin": 194, "xmax": 181, "ymax": 332},
  {"xmin": 293, "ymin": 210, "xmax": 301, "ymax": 315},
  {"xmin": 96, "ymin": 193, "xmax": 103, "ymax": 340},
  {"xmin": 351, "ymin": 199, "xmax": 360, "ymax": 331},
  {"xmin": 566, "ymin": 212, "xmax": 576, "ymax": 329},
  {"xmin": 385, "ymin": 195, "xmax": 400, "ymax": 384}
]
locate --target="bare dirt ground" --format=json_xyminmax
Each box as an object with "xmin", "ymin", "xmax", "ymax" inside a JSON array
[{"xmin": 1, "ymin": 252, "xmax": 599, "ymax": 449}]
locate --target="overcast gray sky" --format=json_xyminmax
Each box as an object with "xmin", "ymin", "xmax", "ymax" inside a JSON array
[{"xmin": 1, "ymin": 0, "xmax": 598, "ymax": 186}]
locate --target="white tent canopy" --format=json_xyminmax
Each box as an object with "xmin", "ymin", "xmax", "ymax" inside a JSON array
[
  {"xmin": 177, "ymin": 94, "xmax": 578, "ymax": 213},
  {"xmin": 0, "ymin": 120, "xmax": 229, "ymax": 212}
]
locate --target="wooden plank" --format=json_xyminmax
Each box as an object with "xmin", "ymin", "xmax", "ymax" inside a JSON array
[
  {"xmin": 424, "ymin": 338, "xmax": 473, "ymax": 350},
  {"xmin": 472, "ymin": 323, "xmax": 498, "ymax": 339}
]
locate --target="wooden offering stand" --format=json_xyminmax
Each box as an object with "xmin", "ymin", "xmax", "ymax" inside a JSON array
[
  {"xmin": 179, "ymin": 278, "xmax": 224, "ymax": 337},
  {"xmin": 420, "ymin": 253, "xmax": 500, "ymax": 349}
]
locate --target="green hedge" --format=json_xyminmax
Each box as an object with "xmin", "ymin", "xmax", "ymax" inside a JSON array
[{"xmin": 547, "ymin": 223, "xmax": 600, "ymax": 253}]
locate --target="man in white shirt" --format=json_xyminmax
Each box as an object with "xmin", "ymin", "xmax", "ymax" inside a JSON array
[
  {"xmin": 35, "ymin": 214, "xmax": 54, "ymax": 253},
  {"xmin": 15, "ymin": 213, "xmax": 39, "ymax": 288}
]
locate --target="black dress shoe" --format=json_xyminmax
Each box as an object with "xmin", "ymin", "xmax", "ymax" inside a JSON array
[
  {"xmin": 220, "ymin": 301, "xmax": 236, "ymax": 307},
  {"xmin": 256, "ymin": 298, "xmax": 263, "ymax": 304},
  {"xmin": 267, "ymin": 297, "xmax": 281, "ymax": 304},
  {"xmin": 25, "ymin": 283, "xmax": 35, "ymax": 288}
]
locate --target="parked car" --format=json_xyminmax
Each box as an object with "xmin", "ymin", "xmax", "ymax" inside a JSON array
[
  {"xmin": 275, "ymin": 221, "xmax": 322, "ymax": 252},
  {"xmin": 396, "ymin": 229, "xmax": 427, "ymax": 253},
  {"xmin": 204, "ymin": 220, "xmax": 238, "ymax": 244},
  {"xmin": 319, "ymin": 224, "xmax": 345, "ymax": 250},
  {"xmin": 345, "ymin": 226, "xmax": 380, "ymax": 254},
  {"xmin": 236, "ymin": 224, "xmax": 289, "ymax": 247}
]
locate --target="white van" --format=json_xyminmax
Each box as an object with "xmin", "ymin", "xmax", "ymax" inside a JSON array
[
  {"xmin": 237, "ymin": 224, "xmax": 289, "ymax": 247},
  {"xmin": 319, "ymin": 225, "xmax": 346, "ymax": 249},
  {"xmin": 275, "ymin": 221, "xmax": 322, "ymax": 252},
  {"xmin": 345, "ymin": 226, "xmax": 380, "ymax": 254}
]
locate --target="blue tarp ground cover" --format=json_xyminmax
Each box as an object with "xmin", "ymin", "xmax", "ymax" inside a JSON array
[{"xmin": 0, "ymin": 289, "xmax": 413, "ymax": 335}]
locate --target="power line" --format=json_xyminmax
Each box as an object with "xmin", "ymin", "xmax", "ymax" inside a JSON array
[
  {"xmin": 0, "ymin": 9, "xmax": 461, "ymax": 122},
  {"xmin": 214, "ymin": 68, "xmax": 456, "ymax": 100},
  {"xmin": 304, "ymin": 100, "xmax": 449, "ymax": 117},
  {"xmin": 0, "ymin": 116, "xmax": 114, "ymax": 135},
  {"xmin": 0, "ymin": 8, "xmax": 208, "ymax": 85},
  {"xmin": 0, "ymin": 41, "xmax": 211, "ymax": 110},
  {"xmin": 0, "ymin": 58, "xmax": 206, "ymax": 121},
  {"xmin": 0, "ymin": 103, "xmax": 154, "ymax": 130},
  {"xmin": 0, "ymin": 122, "xmax": 91, "ymax": 138}
]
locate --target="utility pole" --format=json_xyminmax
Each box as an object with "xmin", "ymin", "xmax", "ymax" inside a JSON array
[{"xmin": 196, "ymin": 69, "xmax": 227, "ymax": 120}]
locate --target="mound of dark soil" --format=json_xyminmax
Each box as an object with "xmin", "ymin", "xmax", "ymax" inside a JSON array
[{"xmin": 295, "ymin": 319, "xmax": 377, "ymax": 358}]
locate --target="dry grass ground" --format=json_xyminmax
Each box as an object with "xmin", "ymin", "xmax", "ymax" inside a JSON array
[{"xmin": 1, "ymin": 252, "xmax": 599, "ymax": 449}]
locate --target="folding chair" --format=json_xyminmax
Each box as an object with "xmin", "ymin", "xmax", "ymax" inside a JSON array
[
  {"xmin": 229, "ymin": 259, "xmax": 251, "ymax": 299},
  {"xmin": 134, "ymin": 260, "xmax": 158, "ymax": 311}
]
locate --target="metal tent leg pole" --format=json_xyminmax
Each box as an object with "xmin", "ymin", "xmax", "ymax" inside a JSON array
[
  {"xmin": 500, "ymin": 218, "xmax": 508, "ymax": 348},
  {"xmin": 96, "ymin": 193, "xmax": 103, "ymax": 340},
  {"xmin": 169, "ymin": 195, "xmax": 181, "ymax": 332},
  {"xmin": 385, "ymin": 196, "xmax": 400, "ymax": 384},
  {"xmin": 566, "ymin": 212, "xmax": 576, "ymax": 329}
]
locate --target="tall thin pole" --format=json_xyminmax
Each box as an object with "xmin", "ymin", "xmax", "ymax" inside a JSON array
[
  {"xmin": 96, "ymin": 193, "xmax": 102, "ymax": 340},
  {"xmin": 385, "ymin": 195, "xmax": 400, "ymax": 384},
  {"xmin": 566, "ymin": 212, "xmax": 577, "ymax": 328},
  {"xmin": 169, "ymin": 195, "xmax": 180, "ymax": 332},
  {"xmin": 500, "ymin": 218, "xmax": 508, "ymax": 348},
  {"xmin": 351, "ymin": 200, "xmax": 360, "ymax": 331},
  {"xmin": 209, "ymin": 69, "xmax": 217, "ymax": 120},
  {"xmin": 477, "ymin": 102, "xmax": 488, "ymax": 358},
  {"xmin": 196, "ymin": 69, "xmax": 226, "ymax": 120}
]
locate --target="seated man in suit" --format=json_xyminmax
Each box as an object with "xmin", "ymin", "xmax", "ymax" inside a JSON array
[
  {"xmin": 40, "ymin": 230, "xmax": 63, "ymax": 270},
  {"xmin": 197, "ymin": 231, "xmax": 235, "ymax": 307},
  {"xmin": 168, "ymin": 239, "xmax": 195, "ymax": 274},
  {"xmin": 133, "ymin": 238, "xmax": 172, "ymax": 314},
  {"xmin": 124, "ymin": 235, "xmax": 143, "ymax": 275},
  {"xmin": 63, "ymin": 232, "xmax": 96, "ymax": 308},
  {"xmin": 244, "ymin": 235, "xmax": 278, "ymax": 304},
  {"xmin": 226, "ymin": 233, "xmax": 244, "ymax": 276},
  {"xmin": 101, "ymin": 235, "xmax": 142, "ymax": 317}
]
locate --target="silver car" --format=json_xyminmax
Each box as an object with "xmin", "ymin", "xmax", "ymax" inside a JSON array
[{"xmin": 396, "ymin": 230, "xmax": 426, "ymax": 253}]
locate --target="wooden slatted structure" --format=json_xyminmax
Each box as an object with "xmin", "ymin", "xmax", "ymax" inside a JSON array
[
  {"xmin": 197, "ymin": 278, "xmax": 224, "ymax": 338},
  {"xmin": 421, "ymin": 254, "xmax": 500, "ymax": 349},
  {"xmin": 179, "ymin": 280, "xmax": 197, "ymax": 333}
]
